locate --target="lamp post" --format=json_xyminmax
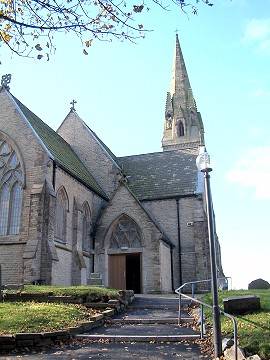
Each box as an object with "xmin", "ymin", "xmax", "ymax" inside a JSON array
[{"xmin": 196, "ymin": 146, "xmax": 222, "ymax": 358}]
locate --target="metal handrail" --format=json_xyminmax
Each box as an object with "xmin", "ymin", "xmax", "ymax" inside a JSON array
[{"xmin": 175, "ymin": 278, "xmax": 238, "ymax": 360}]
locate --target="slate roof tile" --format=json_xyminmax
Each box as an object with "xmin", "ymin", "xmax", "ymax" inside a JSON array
[{"xmin": 118, "ymin": 149, "xmax": 198, "ymax": 200}]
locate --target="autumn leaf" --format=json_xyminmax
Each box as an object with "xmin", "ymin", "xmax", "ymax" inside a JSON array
[
  {"xmin": 85, "ymin": 39, "xmax": 93, "ymax": 47},
  {"xmin": 35, "ymin": 44, "xmax": 42, "ymax": 51}
]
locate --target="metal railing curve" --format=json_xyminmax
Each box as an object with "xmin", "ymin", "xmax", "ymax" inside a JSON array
[{"xmin": 175, "ymin": 277, "xmax": 238, "ymax": 360}]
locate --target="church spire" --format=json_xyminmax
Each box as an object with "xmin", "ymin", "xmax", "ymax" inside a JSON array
[{"xmin": 162, "ymin": 34, "xmax": 204, "ymax": 151}]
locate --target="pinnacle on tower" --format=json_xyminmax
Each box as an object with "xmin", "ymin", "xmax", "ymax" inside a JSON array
[{"xmin": 162, "ymin": 35, "xmax": 204, "ymax": 151}]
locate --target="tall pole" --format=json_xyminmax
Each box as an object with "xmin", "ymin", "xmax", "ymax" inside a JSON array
[{"xmin": 203, "ymin": 169, "xmax": 222, "ymax": 358}]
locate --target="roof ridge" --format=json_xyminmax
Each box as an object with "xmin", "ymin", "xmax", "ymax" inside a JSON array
[{"xmin": 118, "ymin": 148, "xmax": 198, "ymax": 159}]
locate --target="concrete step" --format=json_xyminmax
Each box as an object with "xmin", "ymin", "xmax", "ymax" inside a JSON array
[
  {"xmin": 106, "ymin": 317, "xmax": 192, "ymax": 324},
  {"xmin": 75, "ymin": 334, "xmax": 201, "ymax": 342},
  {"xmin": 128, "ymin": 304, "xmax": 189, "ymax": 310},
  {"xmin": 80, "ymin": 322, "xmax": 198, "ymax": 338},
  {"xmin": 117, "ymin": 308, "xmax": 188, "ymax": 319},
  {"xmin": 129, "ymin": 297, "xmax": 190, "ymax": 310}
]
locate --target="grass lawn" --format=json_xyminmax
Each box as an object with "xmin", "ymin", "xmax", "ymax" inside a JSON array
[
  {"xmin": 17, "ymin": 285, "xmax": 119, "ymax": 300},
  {"xmin": 203, "ymin": 289, "xmax": 270, "ymax": 359},
  {"xmin": 0, "ymin": 302, "xmax": 98, "ymax": 334}
]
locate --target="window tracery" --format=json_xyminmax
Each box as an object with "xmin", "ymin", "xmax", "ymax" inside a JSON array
[
  {"xmin": 110, "ymin": 215, "xmax": 142, "ymax": 249},
  {"xmin": 0, "ymin": 138, "xmax": 23, "ymax": 236}
]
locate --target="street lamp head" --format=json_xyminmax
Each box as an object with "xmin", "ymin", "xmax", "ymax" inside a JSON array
[{"xmin": 196, "ymin": 146, "xmax": 212, "ymax": 172}]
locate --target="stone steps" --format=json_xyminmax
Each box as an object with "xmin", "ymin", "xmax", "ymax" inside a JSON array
[
  {"xmin": 77, "ymin": 295, "xmax": 199, "ymax": 345},
  {"xmin": 76, "ymin": 334, "xmax": 200, "ymax": 342},
  {"xmin": 107, "ymin": 317, "xmax": 192, "ymax": 324}
]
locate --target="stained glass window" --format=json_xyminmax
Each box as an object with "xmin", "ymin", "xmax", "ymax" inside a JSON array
[
  {"xmin": 110, "ymin": 215, "xmax": 142, "ymax": 249},
  {"xmin": 55, "ymin": 187, "xmax": 68, "ymax": 242},
  {"xmin": 82, "ymin": 202, "xmax": 91, "ymax": 251},
  {"xmin": 0, "ymin": 137, "xmax": 23, "ymax": 236}
]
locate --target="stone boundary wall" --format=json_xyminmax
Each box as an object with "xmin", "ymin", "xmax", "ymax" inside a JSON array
[{"xmin": 0, "ymin": 290, "xmax": 134, "ymax": 352}]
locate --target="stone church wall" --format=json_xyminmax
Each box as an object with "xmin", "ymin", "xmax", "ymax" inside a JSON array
[
  {"xmin": 51, "ymin": 167, "xmax": 103, "ymax": 285},
  {"xmin": 57, "ymin": 113, "xmax": 119, "ymax": 197},
  {"xmin": 142, "ymin": 199, "xmax": 179, "ymax": 288},
  {"xmin": 159, "ymin": 241, "xmax": 172, "ymax": 292},
  {"xmin": 0, "ymin": 91, "xmax": 50, "ymax": 285},
  {"xmin": 95, "ymin": 185, "xmax": 164, "ymax": 293},
  {"xmin": 143, "ymin": 196, "xmax": 210, "ymax": 290}
]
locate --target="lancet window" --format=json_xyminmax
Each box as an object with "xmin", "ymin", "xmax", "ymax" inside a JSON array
[
  {"xmin": 0, "ymin": 138, "xmax": 24, "ymax": 236},
  {"xmin": 82, "ymin": 202, "xmax": 91, "ymax": 251},
  {"xmin": 176, "ymin": 120, "xmax": 185, "ymax": 137},
  {"xmin": 55, "ymin": 187, "xmax": 68, "ymax": 242},
  {"xmin": 110, "ymin": 215, "xmax": 142, "ymax": 249}
]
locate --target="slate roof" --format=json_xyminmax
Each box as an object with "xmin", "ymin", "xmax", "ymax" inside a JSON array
[
  {"xmin": 118, "ymin": 149, "xmax": 199, "ymax": 201},
  {"xmin": 11, "ymin": 95, "xmax": 108, "ymax": 200}
]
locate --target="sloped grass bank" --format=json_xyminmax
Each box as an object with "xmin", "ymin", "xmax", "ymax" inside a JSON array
[
  {"xmin": 21, "ymin": 285, "xmax": 119, "ymax": 300},
  {"xmin": 203, "ymin": 290, "xmax": 270, "ymax": 359},
  {"xmin": 0, "ymin": 302, "xmax": 97, "ymax": 334}
]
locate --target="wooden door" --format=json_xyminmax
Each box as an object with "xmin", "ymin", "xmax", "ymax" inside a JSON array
[{"xmin": 108, "ymin": 255, "xmax": 126, "ymax": 289}]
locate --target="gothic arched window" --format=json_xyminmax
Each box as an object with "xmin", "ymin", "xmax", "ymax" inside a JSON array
[
  {"xmin": 55, "ymin": 187, "xmax": 68, "ymax": 242},
  {"xmin": 0, "ymin": 138, "xmax": 24, "ymax": 236},
  {"xmin": 110, "ymin": 215, "xmax": 142, "ymax": 249},
  {"xmin": 176, "ymin": 120, "xmax": 185, "ymax": 137},
  {"xmin": 82, "ymin": 202, "xmax": 91, "ymax": 251}
]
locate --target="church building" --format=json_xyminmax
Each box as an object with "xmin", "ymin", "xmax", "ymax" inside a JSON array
[{"xmin": 0, "ymin": 35, "xmax": 224, "ymax": 293}]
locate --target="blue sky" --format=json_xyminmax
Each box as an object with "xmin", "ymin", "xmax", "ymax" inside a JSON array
[{"xmin": 1, "ymin": 0, "xmax": 269, "ymax": 289}]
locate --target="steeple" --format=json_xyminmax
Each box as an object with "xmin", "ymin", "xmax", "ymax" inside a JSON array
[{"xmin": 162, "ymin": 34, "xmax": 204, "ymax": 151}]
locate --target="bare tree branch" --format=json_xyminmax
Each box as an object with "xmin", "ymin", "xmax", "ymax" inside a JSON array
[{"xmin": 0, "ymin": 0, "xmax": 214, "ymax": 59}]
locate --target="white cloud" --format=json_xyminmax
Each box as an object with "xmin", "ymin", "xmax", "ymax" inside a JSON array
[
  {"xmin": 251, "ymin": 88, "xmax": 270, "ymax": 98},
  {"xmin": 226, "ymin": 147, "xmax": 270, "ymax": 199},
  {"xmin": 243, "ymin": 18, "xmax": 270, "ymax": 53}
]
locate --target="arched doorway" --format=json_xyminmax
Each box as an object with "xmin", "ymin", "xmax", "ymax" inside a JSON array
[{"xmin": 108, "ymin": 215, "xmax": 142, "ymax": 293}]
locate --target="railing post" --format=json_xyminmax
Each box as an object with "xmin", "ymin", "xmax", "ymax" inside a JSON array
[
  {"xmin": 192, "ymin": 283, "xmax": 195, "ymax": 298},
  {"xmin": 233, "ymin": 318, "xmax": 238, "ymax": 360},
  {"xmin": 200, "ymin": 304, "xmax": 204, "ymax": 339},
  {"xmin": 178, "ymin": 292, "xmax": 182, "ymax": 325},
  {"xmin": 0, "ymin": 264, "xmax": 2, "ymax": 302}
]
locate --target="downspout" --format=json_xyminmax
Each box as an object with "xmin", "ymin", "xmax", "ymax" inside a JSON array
[
  {"xmin": 92, "ymin": 232, "xmax": 95, "ymax": 273},
  {"xmin": 170, "ymin": 245, "xmax": 174, "ymax": 292},
  {"xmin": 176, "ymin": 198, "xmax": 183, "ymax": 286}
]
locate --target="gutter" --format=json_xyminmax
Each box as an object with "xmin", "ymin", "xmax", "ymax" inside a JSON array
[{"xmin": 140, "ymin": 193, "xmax": 196, "ymax": 202}]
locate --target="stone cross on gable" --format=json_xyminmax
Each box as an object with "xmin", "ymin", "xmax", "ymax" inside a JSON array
[
  {"xmin": 1, "ymin": 74, "xmax": 11, "ymax": 91},
  {"xmin": 70, "ymin": 99, "xmax": 77, "ymax": 111}
]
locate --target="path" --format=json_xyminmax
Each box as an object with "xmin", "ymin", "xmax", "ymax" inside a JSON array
[{"xmin": 1, "ymin": 295, "xmax": 210, "ymax": 359}]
